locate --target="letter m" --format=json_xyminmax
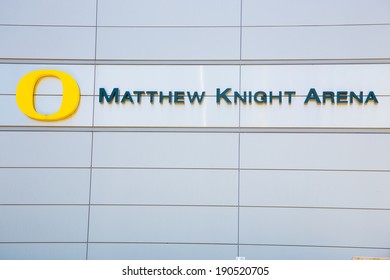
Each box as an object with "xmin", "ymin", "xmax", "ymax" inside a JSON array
[{"xmin": 99, "ymin": 88, "xmax": 119, "ymax": 103}]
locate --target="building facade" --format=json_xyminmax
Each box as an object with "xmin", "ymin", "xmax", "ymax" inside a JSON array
[{"xmin": 1, "ymin": 0, "xmax": 390, "ymax": 259}]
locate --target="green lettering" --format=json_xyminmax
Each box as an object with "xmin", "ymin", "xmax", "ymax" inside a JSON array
[
  {"xmin": 304, "ymin": 88, "xmax": 321, "ymax": 104},
  {"xmin": 269, "ymin": 91, "xmax": 282, "ymax": 104},
  {"xmin": 253, "ymin": 91, "xmax": 267, "ymax": 104},
  {"xmin": 323, "ymin": 91, "xmax": 335, "ymax": 104},
  {"xmin": 365, "ymin": 91, "xmax": 379, "ymax": 104},
  {"xmin": 99, "ymin": 88, "xmax": 119, "ymax": 103},
  {"xmin": 350, "ymin": 91, "xmax": 363, "ymax": 104},
  {"xmin": 187, "ymin": 91, "xmax": 205, "ymax": 104},
  {"xmin": 134, "ymin": 91, "xmax": 144, "ymax": 103},
  {"xmin": 337, "ymin": 91, "xmax": 348, "ymax": 104},
  {"xmin": 284, "ymin": 91, "xmax": 296, "ymax": 104},
  {"xmin": 216, "ymin": 88, "xmax": 232, "ymax": 104},
  {"xmin": 234, "ymin": 91, "xmax": 246, "ymax": 104},
  {"xmin": 159, "ymin": 91, "xmax": 172, "ymax": 104},
  {"xmin": 146, "ymin": 91, "xmax": 157, "ymax": 103},
  {"xmin": 121, "ymin": 91, "xmax": 134, "ymax": 103},
  {"xmin": 174, "ymin": 91, "xmax": 185, "ymax": 104}
]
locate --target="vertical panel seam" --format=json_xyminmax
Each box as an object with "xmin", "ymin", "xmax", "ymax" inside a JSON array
[
  {"xmin": 85, "ymin": 0, "xmax": 99, "ymax": 260},
  {"xmin": 237, "ymin": 0, "xmax": 243, "ymax": 258}
]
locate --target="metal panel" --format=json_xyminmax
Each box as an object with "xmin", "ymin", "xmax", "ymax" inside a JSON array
[
  {"xmin": 0, "ymin": 243, "xmax": 87, "ymax": 260},
  {"xmin": 95, "ymin": 65, "xmax": 239, "ymax": 94},
  {"xmin": 240, "ymin": 170, "xmax": 390, "ymax": 209},
  {"xmin": 91, "ymin": 169, "xmax": 238, "ymax": 205},
  {"xmin": 0, "ymin": 132, "xmax": 92, "ymax": 167},
  {"xmin": 93, "ymin": 132, "xmax": 238, "ymax": 168},
  {"xmin": 240, "ymin": 245, "xmax": 390, "ymax": 260},
  {"xmin": 0, "ymin": 64, "xmax": 94, "ymax": 95},
  {"xmin": 97, "ymin": 27, "xmax": 240, "ymax": 60},
  {"xmin": 0, "ymin": 95, "xmax": 94, "ymax": 127},
  {"xmin": 89, "ymin": 206, "xmax": 238, "ymax": 243},
  {"xmin": 98, "ymin": 0, "xmax": 240, "ymax": 26},
  {"xmin": 240, "ymin": 207, "xmax": 390, "ymax": 247},
  {"xmin": 0, "ymin": 206, "xmax": 88, "ymax": 242},
  {"xmin": 242, "ymin": 0, "xmax": 390, "ymax": 26},
  {"xmin": 94, "ymin": 65, "xmax": 240, "ymax": 126},
  {"xmin": 240, "ymin": 96, "xmax": 390, "ymax": 128},
  {"xmin": 88, "ymin": 243, "xmax": 236, "ymax": 260},
  {"xmin": 0, "ymin": 0, "xmax": 96, "ymax": 26},
  {"xmin": 242, "ymin": 26, "xmax": 390, "ymax": 60},
  {"xmin": 0, "ymin": 26, "xmax": 95, "ymax": 59},
  {"xmin": 241, "ymin": 65, "xmax": 390, "ymax": 96},
  {"xmin": 94, "ymin": 96, "xmax": 238, "ymax": 127},
  {"xmin": 0, "ymin": 168, "xmax": 90, "ymax": 204},
  {"xmin": 240, "ymin": 133, "xmax": 390, "ymax": 170}
]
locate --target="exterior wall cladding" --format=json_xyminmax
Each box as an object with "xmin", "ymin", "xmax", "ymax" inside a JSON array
[{"xmin": 1, "ymin": 0, "xmax": 390, "ymax": 260}]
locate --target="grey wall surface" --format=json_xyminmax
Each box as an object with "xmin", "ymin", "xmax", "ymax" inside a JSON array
[{"xmin": 1, "ymin": 0, "xmax": 390, "ymax": 260}]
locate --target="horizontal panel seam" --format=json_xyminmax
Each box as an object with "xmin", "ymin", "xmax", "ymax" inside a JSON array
[
  {"xmin": 242, "ymin": 23, "xmax": 390, "ymax": 28},
  {"xmin": 2, "ymin": 127, "xmax": 390, "ymax": 130},
  {"xmin": 0, "ymin": 24, "xmax": 240, "ymax": 28},
  {"xmin": 0, "ymin": 94, "xmax": 94, "ymax": 96},
  {"xmin": 0, "ymin": 24, "xmax": 95, "ymax": 28},
  {"xmin": 0, "ymin": 204, "xmax": 389, "ymax": 211},
  {"xmin": 2, "ymin": 59, "xmax": 390, "ymax": 65},
  {"xmin": 1, "ymin": 128, "xmax": 390, "ymax": 133},
  {"xmin": 2, "ymin": 23, "xmax": 390, "ymax": 28},
  {"xmin": 3, "ymin": 94, "xmax": 390, "ymax": 97},
  {"xmin": 0, "ymin": 167, "xmax": 389, "ymax": 172},
  {"xmin": 0, "ymin": 242, "xmax": 388, "ymax": 250},
  {"xmin": 239, "ymin": 243, "xmax": 390, "ymax": 250}
]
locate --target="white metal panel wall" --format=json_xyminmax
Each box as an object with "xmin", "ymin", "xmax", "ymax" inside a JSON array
[
  {"xmin": 1, "ymin": 0, "xmax": 390, "ymax": 260},
  {"xmin": 0, "ymin": 26, "xmax": 96, "ymax": 59},
  {"xmin": 242, "ymin": 25, "xmax": 390, "ymax": 60}
]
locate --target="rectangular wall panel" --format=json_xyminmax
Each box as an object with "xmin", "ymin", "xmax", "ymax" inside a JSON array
[
  {"xmin": 241, "ymin": 65, "xmax": 390, "ymax": 96},
  {"xmin": 95, "ymin": 65, "xmax": 240, "ymax": 94},
  {"xmin": 88, "ymin": 243, "xmax": 237, "ymax": 260},
  {"xmin": 242, "ymin": 0, "xmax": 390, "ymax": 26},
  {"xmin": 91, "ymin": 169, "xmax": 238, "ymax": 205},
  {"xmin": 242, "ymin": 26, "xmax": 390, "ymax": 60},
  {"xmin": 0, "ymin": 64, "xmax": 95, "ymax": 95},
  {"xmin": 93, "ymin": 132, "xmax": 238, "ymax": 168},
  {"xmin": 240, "ymin": 245, "xmax": 390, "ymax": 260},
  {"xmin": 0, "ymin": 168, "xmax": 90, "ymax": 204},
  {"xmin": 98, "ymin": 0, "xmax": 240, "ymax": 26},
  {"xmin": 0, "ymin": 206, "xmax": 88, "ymax": 242},
  {"xmin": 88, "ymin": 206, "xmax": 238, "ymax": 243},
  {"xmin": 0, "ymin": 244, "xmax": 87, "ymax": 260},
  {"xmin": 0, "ymin": 95, "xmax": 93, "ymax": 127},
  {"xmin": 0, "ymin": 132, "xmax": 92, "ymax": 167},
  {"xmin": 240, "ymin": 133, "xmax": 390, "ymax": 170},
  {"xmin": 240, "ymin": 170, "xmax": 390, "ymax": 209},
  {"xmin": 239, "ymin": 208, "xmax": 390, "ymax": 248},
  {"xmin": 240, "ymin": 96, "xmax": 390, "ymax": 128},
  {"xmin": 94, "ymin": 96, "xmax": 238, "ymax": 127},
  {"xmin": 95, "ymin": 65, "xmax": 239, "ymax": 126},
  {"xmin": 97, "ymin": 27, "xmax": 240, "ymax": 60},
  {"xmin": 0, "ymin": 26, "xmax": 95, "ymax": 59},
  {"xmin": 0, "ymin": 0, "xmax": 96, "ymax": 26},
  {"xmin": 239, "ymin": 62, "xmax": 385, "ymax": 128}
]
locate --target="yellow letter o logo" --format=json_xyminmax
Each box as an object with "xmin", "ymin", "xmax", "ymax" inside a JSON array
[{"xmin": 16, "ymin": 70, "xmax": 80, "ymax": 121}]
